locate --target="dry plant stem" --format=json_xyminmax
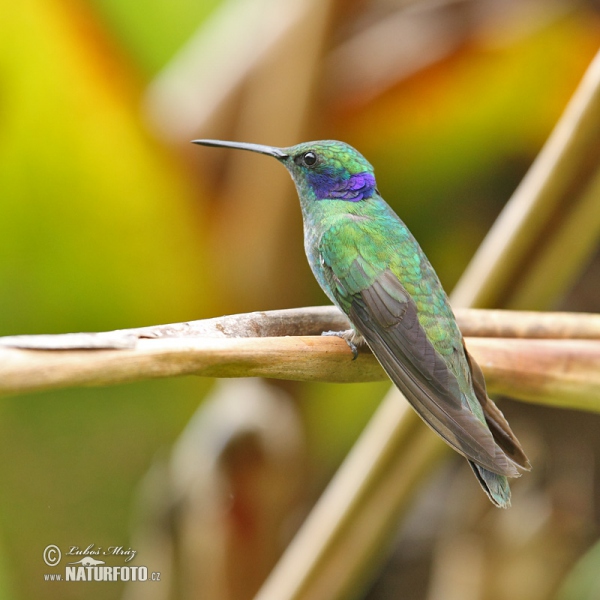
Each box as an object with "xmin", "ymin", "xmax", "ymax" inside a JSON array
[
  {"xmin": 0, "ymin": 336, "xmax": 377, "ymax": 396},
  {"xmin": 467, "ymin": 338, "xmax": 600, "ymax": 412},
  {"xmin": 456, "ymin": 308, "xmax": 600, "ymax": 339},
  {"xmin": 0, "ymin": 306, "xmax": 352, "ymax": 350},
  {"xmin": 2, "ymin": 306, "xmax": 599, "ymax": 351},
  {"xmin": 1, "ymin": 335, "xmax": 599, "ymax": 404},
  {"xmin": 210, "ymin": 0, "xmax": 341, "ymax": 309},
  {"xmin": 451, "ymin": 47, "xmax": 600, "ymax": 309},
  {"xmin": 146, "ymin": 0, "xmax": 309, "ymax": 140},
  {"xmin": 1, "ymin": 309, "xmax": 600, "ymax": 401},
  {"xmin": 254, "ymin": 398, "xmax": 446, "ymax": 600}
]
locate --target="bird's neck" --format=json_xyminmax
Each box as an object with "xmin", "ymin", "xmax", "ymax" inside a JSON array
[
  {"xmin": 300, "ymin": 192, "xmax": 381, "ymax": 223},
  {"xmin": 299, "ymin": 195, "xmax": 386, "ymax": 252}
]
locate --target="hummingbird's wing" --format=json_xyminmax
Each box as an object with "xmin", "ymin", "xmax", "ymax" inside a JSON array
[
  {"xmin": 322, "ymin": 255, "xmax": 519, "ymax": 477},
  {"xmin": 464, "ymin": 346, "xmax": 531, "ymax": 470}
]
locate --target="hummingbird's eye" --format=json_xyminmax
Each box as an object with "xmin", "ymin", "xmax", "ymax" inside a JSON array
[{"xmin": 303, "ymin": 151, "xmax": 317, "ymax": 166}]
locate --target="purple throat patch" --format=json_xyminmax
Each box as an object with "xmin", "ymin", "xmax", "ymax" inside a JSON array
[{"xmin": 315, "ymin": 172, "xmax": 376, "ymax": 202}]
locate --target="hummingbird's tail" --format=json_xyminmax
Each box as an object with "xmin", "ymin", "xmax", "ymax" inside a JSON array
[{"xmin": 468, "ymin": 461, "xmax": 511, "ymax": 508}]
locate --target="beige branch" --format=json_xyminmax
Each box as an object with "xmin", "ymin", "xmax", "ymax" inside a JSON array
[
  {"xmin": 467, "ymin": 337, "xmax": 600, "ymax": 412},
  {"xmin": 1, "ymin": 305, "xmax": 599, "ymax": 351},
  {"xmin": 0, "ymin": 307, "xmax": 599, "ymax": 407}
]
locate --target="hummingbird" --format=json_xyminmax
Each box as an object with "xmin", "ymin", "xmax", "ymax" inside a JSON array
[{"xmin": 192, "ymin": 139, "xmax": 530, "ymax": 507}]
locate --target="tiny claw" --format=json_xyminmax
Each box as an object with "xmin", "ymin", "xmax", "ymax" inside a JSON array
[{"xmin": 322, "ymin": 329, "xmax": 359, "ymax": 360}]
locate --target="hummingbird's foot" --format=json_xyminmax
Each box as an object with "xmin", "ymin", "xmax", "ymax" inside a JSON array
[{"xmin": 322, "ymin": 329, "xmax": 362, "ymax": 360}]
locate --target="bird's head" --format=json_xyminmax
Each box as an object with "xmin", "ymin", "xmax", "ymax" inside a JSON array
[{"xmin": 192, "ymin": 139, "xmax": 377, "ymax": 203}]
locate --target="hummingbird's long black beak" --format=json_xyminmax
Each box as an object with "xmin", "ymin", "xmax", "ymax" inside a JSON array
[{"xmin": 191, "ymin": 139, "xmax": 288, "ymax": 159}]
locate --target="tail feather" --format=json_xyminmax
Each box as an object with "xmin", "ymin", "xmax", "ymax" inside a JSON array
[{"xmin": 468, "ymin": 461, "xmax": 511, "ymax": 508}]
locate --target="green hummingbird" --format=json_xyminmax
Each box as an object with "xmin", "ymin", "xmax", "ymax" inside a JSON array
[{"xmin": 192, "ymin": 139, "xmax": 530, "ymax": 507}]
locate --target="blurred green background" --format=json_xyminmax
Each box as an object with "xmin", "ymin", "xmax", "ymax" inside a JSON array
[{"xmin": 1, "ymin": 1, "xmax": 599, "ymax": 599}]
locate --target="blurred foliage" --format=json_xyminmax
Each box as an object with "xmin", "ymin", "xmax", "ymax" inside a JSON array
[
  {"xmin": 0, "ymin": 378, "xmax": 212, "ymax": 600},
  {"xmin": 340, "ymin": 12, "xmax": 600, "ymax": 287},
  {"xmin": 557, "ymin": 538, "xmax": 600, "ymax": 600},
  {"xmin": 0, "ymin": 0, "xmax": 217, "ymax": 335},
  {"xmin": 0, "ymin": 1, "xmax": 216, "ymax": 599},
  {"xmin": 0, "ymin": 1, "xmax": 599, "ymax": 599},
  {"xmin": 91, "ymin": 0, "xmax": 221, "ymax": 74},
  {"xmin": 302, "ymin": 381, "xmax": 389, "ymax": 472}
]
